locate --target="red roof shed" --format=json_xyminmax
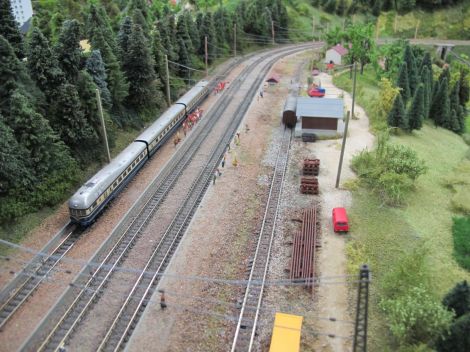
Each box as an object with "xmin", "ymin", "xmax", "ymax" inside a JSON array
[{"xmin": 266, "ymin": 74, "xmax": 281, "ymax": 84}]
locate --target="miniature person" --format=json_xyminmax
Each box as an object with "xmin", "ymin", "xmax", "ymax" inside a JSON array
[
  {"xmin": 245, "ymin": 124, "xmax": 250, "ymax": 133},
  {"xmin": 260, "ymin": 90, "xmax": 263, "ymax": 98},
  {"xmin": 213, "ymin": 171, "xmax": 217, "ymax": 185},
  {"xmin": 222, "ymin": 154, "xmax": 226, "ymax": 168},
  {"xmin": 216, "ymin": 167, "xmax": 222, "ymax": 176},
  {"xmin": 159, "ymin": 289, "xmax": 167, "ymax": 310}
]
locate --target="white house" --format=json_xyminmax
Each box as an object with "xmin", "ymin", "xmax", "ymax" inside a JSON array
[
  {"xmin": 9, "ymin": 0, "xmax": 33, "ymax": 28},
  {"xmin": 324, "ymin": 44, "xmax": 349, "ymax": 65}
]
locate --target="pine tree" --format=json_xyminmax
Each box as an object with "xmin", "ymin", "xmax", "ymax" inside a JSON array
[
  {"xmin": 0, "ymin": 35, "xmax": 22, "ymax": 116},
  {"xmin": 450, "ymin": 81, "xmax": 466, "ymax": 134},
  {"xmin": 55, "ymin": 20, "xmax": 83, "ymax": 83},
  {"xmin": 91, "ymin": 30, "xmax": 128, "ymax": 109},
  {"xmin": 396, "ymin": 62, "xmax": 411, "ymax": 102},
  {"xmin": 176, "ymin": 37, "xmax": 191, "ymax": 79},
  {"xmin": 151, "ymin": 28, "xmax": 166, "ymax": 82},
  {"xmin": 0, "ymin": 117, "xmax": 34, "ymax": 192},
  {"xmin": 336, "ymin": 0, "xmax": 347, "ymax": 16},
  {"xmin": 8, "ymin": 89, "xmax": 75, "ymax": 175},
  {"xmin": 435, "ymin": 314, "xmax": 470, "ymax": 352},
  {"xmin": 132, "ymin": 9, "xmax": 150, "ymax": 38},
  {"xmin": 158, "ymin": 16, "xmax": 178, "ymax": 63},
  {"xmin": 0, "ymin": 0, "xmax": 24, "ymax": 58},
  {"xmin": 420, "ymin": 52, "xmax": 433, "ymax": 75},
  {"xmin": 201, "ymin": 13, "xmax": 217, "ymax": 63},
  {"xmin": 372, "ymin": 0, "xmax": 381, "ymax": 17},
  {"xmin": 404, "ymin": 45, "xmax": 419, "ymax": 95},
  {"xmin": 123, "ymin": 24, "xmax": 160, "ymax": 112},
  {"xmin": 406, "ymin": 84, "xmax": 424, "ymax": 131},
  {"xmin": 458, "ymin": 70, "xmax": 470, "ymax": 107},
  {"xmin": 86, "ymin": 4, "xmax": 118, "ymax": 55},
  {"xmin": 183, "ymin": 10, "xmax": 199, "ymax": 52},
  {"xmin": 86, "ymin": 50, "xmax": 112, "ymax": 110},
  {"xmin": 387, "ymin": 94, "xmax": 408, "ymax": 130},
  {"xmin": 52, "ymin": 82, "xmax": 98, "ymax": 157},
  {"xmin": 176, "ymin": 12, "xmax": 194, "ymax": 56},
  {"xmin": 214, "ymin": 7, "xmax": 227, "ymax": 48},
  {"xmin": 26, "ymin": 27, "xmax": 66, "ymax": 96},
  {"xmin": 432, "ymin": 77, "xmax": 451, "ymax": 128},
  {"xmin": 324, "ymin": 0, "xmax": 337, "ymax": 14},
  {"xmin": 420, "ymin": 66, "xmax": 431, "ymax": 119},
  {"xmin": 117, "ymin": 16, "xmax": 133, "ymax": 62},
  {"xmin": 129, "ymin": 0, "xmax": 149, "ymax": 23}
]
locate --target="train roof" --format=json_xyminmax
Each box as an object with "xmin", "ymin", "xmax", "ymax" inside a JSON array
[
  {"xmin": 135, "ymin": 104, "xmax": 185, "ymax": 143},
  {"xmin": 175, "ymin": 80, "xmax": 209, "ymax": 106},
  {"xmin": 69, "ymin": 142, "xmax": 146, "ymax": 209}
]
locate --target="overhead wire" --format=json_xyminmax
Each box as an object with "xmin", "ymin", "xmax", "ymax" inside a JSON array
[{"xmin": 168, "ymin": 59, "xmax": 205, "ymax": 72}]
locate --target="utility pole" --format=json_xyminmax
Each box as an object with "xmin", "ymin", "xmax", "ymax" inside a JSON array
[
  {"xmin": 95, "ymin": 89, "xmax": 111, "ymax": 163},
  {"xmin": 234, "ymin": 23, "xmax": 237, "ymax": 57},
  {"xmin": 353, "ymin": 264, "xmax": 371, "ymax": 352},
  {"xmin": 312, "ymin": 16, "xmax": 315, "ymax": 40},
  {"xmin": 205, "ymin": 36, "xmax": 208, "ymax": 77},
  {"xmin": 271, "ymin": 20, "xmax": 275, "ymax": 45},
  {"xmin": 164, "ymin": 54, "xmax": 171, "ymax": 106},
  {"xmin": 414, "ymin": 19, "xmax": 420, "ymax": 39},
  {"xmin": 335, "ymin": 62, "xmax": 357, "ymax": 188}
]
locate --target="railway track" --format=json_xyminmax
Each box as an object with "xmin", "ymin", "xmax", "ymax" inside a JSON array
[
  {"xmin": 0, "ymin": 223, "xmax": 79, "ymax": 331},
  {"xmin": 24, "ymin": 44, "xmax": 314, "ymax": 352},
  {"xmin": 231, "ymin": 127, "xmax": 293, "ymax": 352}
]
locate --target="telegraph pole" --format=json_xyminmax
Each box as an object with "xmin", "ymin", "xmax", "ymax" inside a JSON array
[
  {"xmin": 234, "ymin": 23, "xmax": 237, "ymax": 57},
  {"xmin": 164, "ymin": 54, "xmax": 171, "ymax": 106},
  {"xmin": 353, "ymin": 264, "xmax": 371, "ymax": 352},
  {"xmin": 414, "ymin": 19, "xmax": 420, "ymax": 39},
  {"xmin": 205, "ymin": 36, "xmax": 208, "ymax": 77},
  {"xmin": 335, "ymin": 62, "xmax": 357, "ymax": 188},
  {"xmin": 95, "ymin": 89, "xmax": 111, "ymax": 163},
  {"xmin": 271, "ymin": 20, "xmax": 275, "ymax": 45},
  {"xmin": 312, "ymin": 16, "xmax": 315, "ymax": 40}
]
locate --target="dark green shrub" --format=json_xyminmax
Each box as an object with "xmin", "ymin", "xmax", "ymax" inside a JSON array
[{"xmin": 452, "ymin": 217, "xmax": 470, "ymax": 271}]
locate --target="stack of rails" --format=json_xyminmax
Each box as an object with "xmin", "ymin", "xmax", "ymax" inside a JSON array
[{"xmin": 289, "ymin": 207, "xmax": 318, "ymax": 292}]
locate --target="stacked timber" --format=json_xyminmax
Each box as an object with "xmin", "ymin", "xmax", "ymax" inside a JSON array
[
  {"xmin": 300, "ymin": 177, "xmax": 319, "ymax": 194},
  {"xmin": 303, "ymin": 159, "xmax": 320, "ymax": 176},
  {"xmin": 290, "ymin": 207, "xmax": 319, "ymax": 292}
]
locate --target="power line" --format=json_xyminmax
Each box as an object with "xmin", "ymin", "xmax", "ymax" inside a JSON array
[{"xmin": 168, "ymin": 59, "xmax": 205, "ymax": 72}]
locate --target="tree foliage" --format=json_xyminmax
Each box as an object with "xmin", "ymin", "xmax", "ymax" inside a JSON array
[
  {"xmin": 407, "ymin": 84, "xmax": 425, "ymax": 131},
  {"xmin": 0, "ymin": 0, "xmax": 24, "ymax": 58},
  {"xmin": 388, "ymin": 93, "xmax": 408, "ymax": 130}
]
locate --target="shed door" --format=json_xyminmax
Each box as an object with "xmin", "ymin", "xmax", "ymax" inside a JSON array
[{"xmin": 302, "ymin": 117, "xmax": 338, "ymax": 130}]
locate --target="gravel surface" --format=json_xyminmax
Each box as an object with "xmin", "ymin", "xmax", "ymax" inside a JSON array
[
  {"xmin": 0, "ymin": 62, "xmax": 234, "ymax": 352},
  {"xmin": 126, "ymin": 50, "xmax": 315, "ymax": 352}
]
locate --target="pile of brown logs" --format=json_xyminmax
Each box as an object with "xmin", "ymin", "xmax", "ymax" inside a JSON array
[
  {"xmin": 289, "ymin": 206, "xmax": 319, "ymax": 292},
  {"xmin": 300, "ymin": 177, "xmax": 318, "ymax": 194},
  {"xmin": 300, "ymin": 158, "xmax": 319, "ymax": 194},
  {"xmin": 303, "ymin": 158, "xmax": 320, "ymax": 176}
]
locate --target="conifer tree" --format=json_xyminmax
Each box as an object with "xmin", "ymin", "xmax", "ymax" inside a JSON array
[
  {"xmin": 432, "ymin": 77, "xmax": 451, "ymax": 128},
  {"xmin": 396, "ymin": 62, "xmax": 411, "ymax": 102},
  {"xmin": 0, "ymin": 0, "xmax": 24, "ymax": 58},
  {"xmin": 55, "ymin": 20, "xmax": 83, "ymax": 83},
  {"xmin": 420, "ymin": 52, "xmax": 433, "ymax": 75},
  {"xmin": 450, "ymin": 81, "xmax": 465, "ymax": 134},
  {"xmin": 0, "ymin": 118, "xmax": 34, "ymax": 192},
  {"xmin": 443, "ymin": 281, "xmax": 470, "ymax": 320},
  {"xmin": 8, "ymin": 89, "xmax": 75, "ymax": 175},
  {"xmin": 176, "ymin": 37, "xmax": 191, "ymax": 79},
  {"xmin": 183, "ymin": 10, "xmax": 199, "ymax": 52},
  {"xmin": 420, "ymin": 65, "xmax": 431, "ymax": 118},
  {"xmin": 439, "ymin": 67, "xmax": 451, "ymax": 85},
  {"xmin": 435, "ymin": 314, "xmax": 470, "ymax": 352},
  {"xmin": 387, "ymin": 94, "xmax": 408, "ymax": 130},
  {"xmin": 214, "ymin": 7, "xmax": 227, "ymax": 48},
  {"xmin": 407, "ymin": 84, "xmax": 424, "ymax": 131},
  {"xmin": 0, "ymin": 35, "xmax": 23, "ymax": 116},
  {"xmin": 158, "ymin": 16, "xmax": 178, "ymax": 63},
  {"xmin": 403, "ymin": 45, "xmax": 419, "ymax": 95},
  {"xmin": 86, "ymin": 5, "xmax": 118, "ymax": 55},
  {"xmin": 176, "ymin": 12, "xmax": 194, "ymax": 56},
  {"xmin": 372, "ymin": 0, "xmax": 381, "ymax": 17},
  {"xmin": 91, "ymin": 30, "xmax": 128, "ymax": 109},
  {"xmin": 117, "ymin": 16, "xmax": 133, "ymax": 62},
  {"xmin": 129, "ymin": 0, "xmax": 149, "ymax": 23},
  {"xmin": 337, "ymin": 0, "xmax": 347, "ymax": 16},
  {"xmin": 201, "ymin": 13, "xmax": 217, "ymax": 63},
  {"xmin": 26, "ymin": 27, "xmax": 66, "ymax": 96},
  {"xmin": 324, "ymin": 0, "xmax": 337, "ymax": 14},
  {"xmin": 151, "ymin": 28, "xmax": 166, "ymax": 82},
  {"xmin": 458, "ymin": 69, "xmax": 470, "ymax": 107},
  {"xmin": 86, "ymin": 50, "xmax": 112, "ymax": 110},
  {"xmin": 132, "ymin": 9, "xmax": 150, "ymax": 38},
  {"xmin": 122, "ymin": 24, "xmax": 160, "ymax": 112}
]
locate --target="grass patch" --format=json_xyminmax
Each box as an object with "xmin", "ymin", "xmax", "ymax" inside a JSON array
[
  {"xmin": 377, "ymin": 4, "xmax": 470, "ymax": 39},
  {"xmin": 452, "ymin": 217, "xmax": 470, "ymax": 271},
  {"xmin": 333, "ymin": 67, "xmax": 383, "ymax": 132}
]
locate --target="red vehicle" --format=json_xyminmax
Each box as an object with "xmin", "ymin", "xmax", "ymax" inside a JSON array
[{"xmin": 332, "ymin": 207, "xmax": 349, "ymax": 232}]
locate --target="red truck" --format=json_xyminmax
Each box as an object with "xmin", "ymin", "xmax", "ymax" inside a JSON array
[{"xmin": 332, "ymin": 207, "xmax": 349, "ymax": 233}]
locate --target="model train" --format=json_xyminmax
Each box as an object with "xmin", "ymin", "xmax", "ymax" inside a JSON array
[{"xmin": 69, "ymin": 80, "xmax": 210, "ymax": 226}]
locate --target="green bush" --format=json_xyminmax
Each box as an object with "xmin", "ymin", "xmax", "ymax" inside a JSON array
[
  {"xmin": 380, "ymin": 286, "xmax": 454, "ymax": 346},
  {"xmin": 435, "ymin": 313, "xmax": 470, "ymax": 352},
  {"xmin": 351, "ymin": 140, "xmax": 426, "ymax": 205},
  {"xmin": 452, "ymin": 217, "xmax": 470, "ymax": 271}
]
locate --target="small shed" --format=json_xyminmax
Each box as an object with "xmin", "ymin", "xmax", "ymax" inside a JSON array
[
  {"xmin": 324, "ymin": 44, "xmax": 348, "ymax": 65},
  {"xmin": 282, "ymin": 95, "xmax": 297, "ymax": 128},
  {"xmin": 295, "ymin": 97, "xmax": 345, "ymax": 138},
  {"xmin": 266, "ymin": 74, "xmax": 281, "ymax": 85}
]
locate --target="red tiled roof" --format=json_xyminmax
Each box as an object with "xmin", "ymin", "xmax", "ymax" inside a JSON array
[{"xmin": 331, "ymin": 44, "xmax": 348, "ymax": 56}]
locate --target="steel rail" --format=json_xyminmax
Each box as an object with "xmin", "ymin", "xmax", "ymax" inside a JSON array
[
  {"xmin": 0, "ymin": 223, "xmax": 78, "ymax": 330},
  {"xmin": 231, "ymin": 128, "xmax": 292, "ymax": 352},
  {"xmin": 97, "ymin": 46, "xmax": 309, "ymax": 352},
  {"xmin": 33, "ymin": 45, "xmax": 309, "ymax": 352}
]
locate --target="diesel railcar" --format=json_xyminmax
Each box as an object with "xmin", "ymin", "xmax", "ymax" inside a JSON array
[{"xmin": 69, "ymin": 80, "xmax": 209, "ymax": 226}]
